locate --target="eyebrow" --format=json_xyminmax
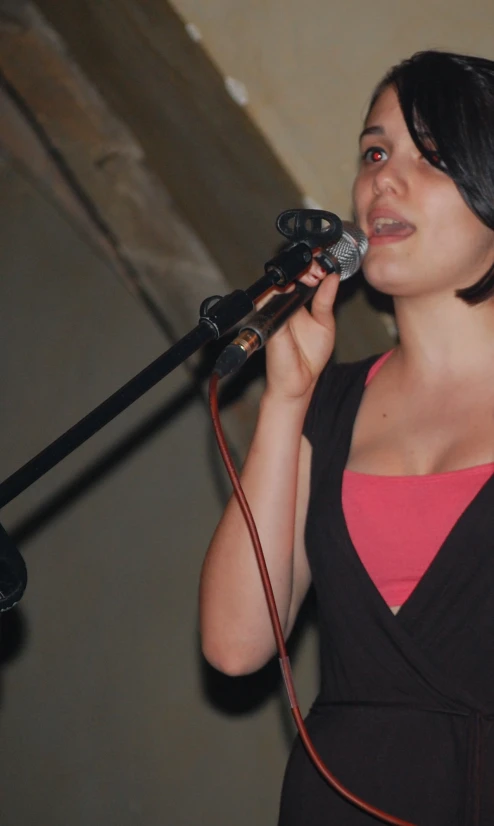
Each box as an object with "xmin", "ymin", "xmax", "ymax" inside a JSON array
[
  {"xmin": 358, "ymin": 124, "xmax": 435, "ymax": 144},
  {"xmin": 358, "ymin": 125, "xmax": 384, "ymax": 142}
]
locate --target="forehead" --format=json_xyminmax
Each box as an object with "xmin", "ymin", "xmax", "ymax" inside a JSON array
[{"xmin": 361, "ymin": 86, "xmax": 404, "ymax": 138}]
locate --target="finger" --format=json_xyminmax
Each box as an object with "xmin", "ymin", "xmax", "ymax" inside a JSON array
[
  {"xmin": 298, "ymin": 257, "xmax": 327, "ymax": 288},
  {"xmin": 310, "ymin": 273, "xmax": 340, "ymax": 328},
  {"xmin": 256, "ymin": 253, "xmax": 327, "ymax": 309}
]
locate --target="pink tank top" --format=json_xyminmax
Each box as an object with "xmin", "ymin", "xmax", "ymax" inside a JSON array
[{"xmin": 342, "ymin": 353, "xmax": 494, "ymax": 606}]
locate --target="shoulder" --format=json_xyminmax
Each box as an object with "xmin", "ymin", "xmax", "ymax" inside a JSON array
[{"xmin": 303, "ymin": 354, "xmax": 381, "ymax": 444}]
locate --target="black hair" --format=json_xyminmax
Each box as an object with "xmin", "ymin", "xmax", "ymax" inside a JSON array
[{"xmin": 368, "ymin": 50, "xmax": 494, "ymax": 305}]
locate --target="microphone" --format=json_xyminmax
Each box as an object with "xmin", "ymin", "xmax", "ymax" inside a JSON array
[{"xmin": 213, "ymin": 221, "xmax": 368, "ymax": 378}]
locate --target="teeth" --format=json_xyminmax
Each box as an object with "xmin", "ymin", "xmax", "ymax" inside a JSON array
[{"xmin": 373, "ymin": 217, "xmax": 402, "ymax": 235}]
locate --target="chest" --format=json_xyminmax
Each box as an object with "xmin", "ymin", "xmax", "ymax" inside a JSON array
[{"xmin": 347, "ymin": 376, "xmax": 494, "ymax": 475}]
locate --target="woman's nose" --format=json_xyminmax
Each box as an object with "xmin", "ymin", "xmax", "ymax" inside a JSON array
[{"xmin": 372, "ymin": 157, "xmax": 406, "ymax": 196}]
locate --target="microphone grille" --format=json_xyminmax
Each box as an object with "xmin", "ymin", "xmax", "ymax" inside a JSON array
[{"xmin": 332, "ymin": 221, "xmax": 368, "ymax": 281}]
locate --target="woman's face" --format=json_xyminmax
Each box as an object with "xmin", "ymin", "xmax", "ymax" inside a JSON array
[{"xmin": 352, "ymin": 85, "xmax": 494, "ymax": 300}]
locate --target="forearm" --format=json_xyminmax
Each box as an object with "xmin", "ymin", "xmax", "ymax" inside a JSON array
[{"xmin": 199, "ymin": 390, "xmax": 311, "ymax": 675}]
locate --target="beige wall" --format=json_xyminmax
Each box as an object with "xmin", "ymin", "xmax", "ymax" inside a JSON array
[{"xmin": 171, "ymin": 0, "xmax": 494, "ymax": 217}]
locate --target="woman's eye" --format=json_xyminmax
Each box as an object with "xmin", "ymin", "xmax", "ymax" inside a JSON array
[
  {"xmin": 362, "ymin": 146, "xmax": 388, "ymax": 163},
  {"xmin": 420, "ymin": 140, "xmax": 448, "ymax": 171},
  {"xmin": 427, "ymin": 151, "xmax": 448, "ymax": 171}
]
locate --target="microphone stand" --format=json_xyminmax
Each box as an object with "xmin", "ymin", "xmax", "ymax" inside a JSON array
[
  {"xmin": 0, "ymin": 207, "xmax": 342, "ymax": 609},
  {"xmin": 0, "ymin": 242, "xmax": 313, "ymax": 512},
  {"xmin": 0, "ymin": 241, "xmax": 318, "ymax": 610}
]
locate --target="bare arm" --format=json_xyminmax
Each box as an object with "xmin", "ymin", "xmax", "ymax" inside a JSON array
[
  {"xmin": 199, "ymin": 268, "xmax": 339, "ymax": 676},
  {"xmin": 199, "ymin": 394, "xmax": 313, "ymax": 675}
]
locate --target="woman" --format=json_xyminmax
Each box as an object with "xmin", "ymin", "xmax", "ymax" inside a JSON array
[{"xmin": 200, "ymin": 51, "xmax": 494, "ymax": 825}]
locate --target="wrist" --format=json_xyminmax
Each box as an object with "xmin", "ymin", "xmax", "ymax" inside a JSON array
[{"xmin": 260, "ymin": 384, "xmax": 314, "ymax": 418}]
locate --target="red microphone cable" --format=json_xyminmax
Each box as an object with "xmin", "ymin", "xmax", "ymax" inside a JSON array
[{"xmin": 209, "ymin": 372, "xmax": 416, "ymax": 826}]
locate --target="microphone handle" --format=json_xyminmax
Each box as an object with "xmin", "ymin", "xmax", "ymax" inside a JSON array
[
  {"xmin": 213, "ymin": 281, "xmax": 317, "ymax": 378},
  {"xmin": 239, "ymin": 281, "xmax": 317, "ymax": 346}
]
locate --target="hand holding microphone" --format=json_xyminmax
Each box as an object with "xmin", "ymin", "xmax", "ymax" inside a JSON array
[{"xmin": 213, "ymin": 222, "xmax": 368, "ymax": 396}]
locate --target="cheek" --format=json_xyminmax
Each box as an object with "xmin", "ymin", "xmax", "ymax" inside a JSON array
[
  {"xmin": 422, "ymin": 210, "xmax": 494, "ymax": 284},
  {"xmin": 426, "ymin": 193, "xmax": 493, "ymax": 257},
  {"xmin": 422, "ymin": 177, "xmax": 478, "ymax": 234}
]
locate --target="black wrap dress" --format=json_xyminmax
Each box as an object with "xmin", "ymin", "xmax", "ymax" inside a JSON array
[{"xmin": 278, "ymin": 357, "xmax": 494, "ymax": 826}]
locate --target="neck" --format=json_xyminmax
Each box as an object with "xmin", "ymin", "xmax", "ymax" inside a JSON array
[{"xmin": 392, "ymin": 290, "xmax": 494, "ymax": 381}]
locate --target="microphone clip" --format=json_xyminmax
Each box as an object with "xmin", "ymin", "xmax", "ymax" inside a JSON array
[
  {"xmin": 263, "ymin": 209, "xmax": 343, "ymax": 287},
  {"xmin": 276, "ymin": 209, "xmax": 343, "ymax": 247}
]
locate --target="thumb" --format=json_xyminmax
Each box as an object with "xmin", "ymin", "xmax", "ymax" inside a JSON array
[{"xmin": 310, "ymin": 273, "xmax": 340, "ymax": 329}]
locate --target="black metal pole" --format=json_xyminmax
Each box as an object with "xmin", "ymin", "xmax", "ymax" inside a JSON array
[
  {"xmin": 0, "ymin": 241, "xmax": 316, "ymax": 511},
  {"xmin": 0, "ymin": 212, "xmax": 335, "ymax": 609},
  {"xmin": 0, "ymin": 323, "xmax": 216, "ymax": 510}
]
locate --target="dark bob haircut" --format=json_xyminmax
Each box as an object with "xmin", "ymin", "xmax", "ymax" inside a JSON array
[{"xmin": 368, "ymin": 50, "xmax": 494, "ymax": 305}]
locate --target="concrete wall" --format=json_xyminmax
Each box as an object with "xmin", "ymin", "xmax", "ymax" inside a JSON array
[{"xmin": 0, "ymin": 156, "xmax": 318, "ymax": 825}]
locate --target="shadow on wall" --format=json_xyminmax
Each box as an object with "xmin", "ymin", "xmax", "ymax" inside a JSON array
[{"xmin": 0, "ymin": 607, "xmax": 28, "ymax": 705}]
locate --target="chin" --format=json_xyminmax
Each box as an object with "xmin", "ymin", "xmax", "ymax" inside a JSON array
[{"xmin": 361, "ymin": 264, "xmax": 411, "ymax": 297}]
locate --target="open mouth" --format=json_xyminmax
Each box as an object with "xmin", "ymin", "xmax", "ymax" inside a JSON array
[{"xmin": 371, "ymin": 217, "xmax": 415, "ymax": 239}]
